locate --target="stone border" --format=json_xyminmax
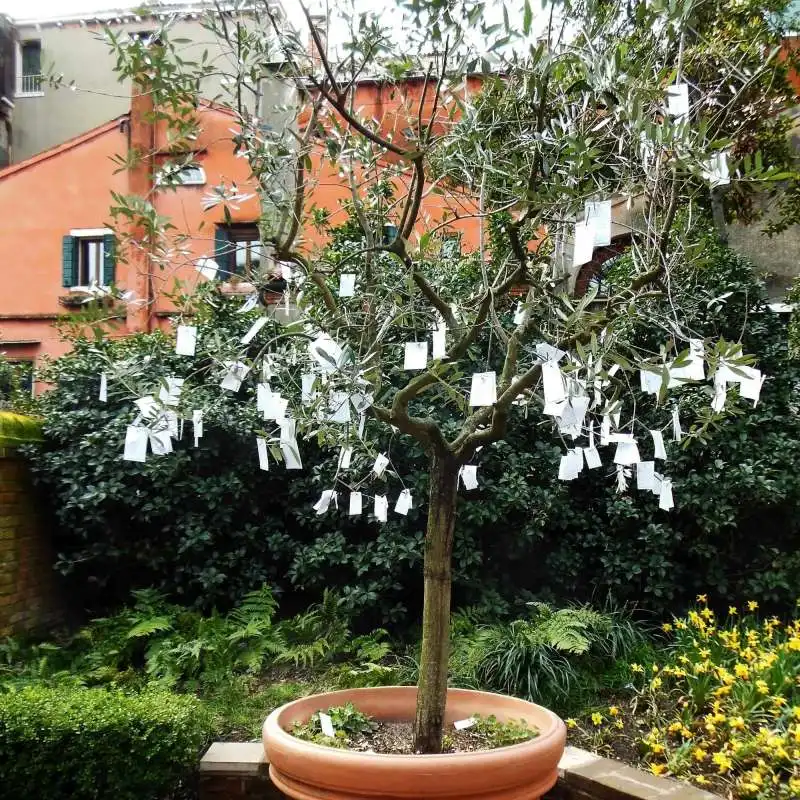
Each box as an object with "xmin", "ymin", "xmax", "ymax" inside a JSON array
[{"xmin": 198, "ymin": 742, "xmax": 722, "ymax": 800}]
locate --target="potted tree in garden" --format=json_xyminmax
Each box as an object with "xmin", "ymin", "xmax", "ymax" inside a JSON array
[{"xmin": 101, "ymin": 0, "xmax": 795, "ymax": 796}]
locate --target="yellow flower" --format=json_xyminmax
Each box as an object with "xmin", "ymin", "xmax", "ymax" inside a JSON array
[
  {"xmin": 728, "ymin": 606, "xmax": 738, "ymax": 616},
  {"xmin": 747, "ymin": 600, "xmax": 759, "ymax": 611},
  {"xmin": 675, "ymin": 620, "xmax": 687, "ymax": 630},
  {"xmin": 652, "ymin": 663, "xmax": 660, "ymax": 673},
  {"xmin": 712, "ymin": 752, "xmax": 733, "ymax": 773},
  {"xmin": 694, "ymin": 775, "xmax": 709, "ymax": 785},
  {"xmin": 591, "ymin": 712, "xmax": 604, "ymax": 726},
  {"xmin": 608, "ymin": 706, "xmax": 620, "ymax": 717},
  {"xmin": 696, "ymin": 594, "xmax": 708, "ymax": 603},
  {"xmin": 630, "ymin": 663, "xmax": 644, "ymax": 674},
  {"xmin": 729, "ymin": 716, "xmax": 746, "ymax": 731},
  {"xmin": 668, "ymin": 722, "xmax": 683, "ymax": 733},
  {"xmin": 650, "ymin": 742, "xmax": 665, "ymax": 754},
  {"xmin": 734, "ymin": 663, "xmax": 750, "ymax": 679},
  {"xmin": 649, "ymin": 763, "xmax": 667, "ymax": 776},
  {"xmin": 650, "ymin": 677, "xmax": 663, "ymax": 690},
  {"xmin": 756, "ymin": 679, "xmax": 770, "ymax": 695},
  {"xmin": 661, "ymin": 622, "xmax": 673, "ymax": 633},
  {"xmin": 693, "ymin": 747, "xmax": 707, "ymax": 762},
  {"xmin": 566, "ymin": 718, "xmax": 577, "ymax": 729},
  {"xmin": 700, "ymin": 607, "xmax": 714, "ymax": 620}
]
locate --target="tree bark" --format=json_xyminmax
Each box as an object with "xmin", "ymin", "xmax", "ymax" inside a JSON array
[{"xmin": 413, "ymin": 452, "xmax": 459, "ymax": 753}]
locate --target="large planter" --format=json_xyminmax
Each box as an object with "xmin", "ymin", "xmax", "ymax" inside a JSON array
[{"xmin": 263, "ymin": 686, "xmax": 566, "ymax": 800}]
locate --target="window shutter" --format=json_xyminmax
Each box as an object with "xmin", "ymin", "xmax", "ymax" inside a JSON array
[
  {"xmin": 62, "ymin": 235, "xmax": 77, "ymax": 287},
  {"xmin": 214, "ymin": 226, "xmax": 230, "ymax": 277},
  {"xmin": 102, "ymin": 234, "xmax": 116, "ymax": 285}
]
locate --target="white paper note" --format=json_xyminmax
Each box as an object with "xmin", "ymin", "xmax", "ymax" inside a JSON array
[
  {"xmin": 123, "ymin": 425, "xmax": 148, "ymax": 462},
  {"xmin": 349, "ymin": 491, "xmax": 362, "ymax": 516},
  {"xmin": 572, "ymin": 219, "xmax": 596, "ymax": 267},
  {"xmin": 650, "ymin": 430, "xmax": 667, "ymax": 460},
  {"xmin": 196, "ymin": 257, "xmax": 219, "ymax": 280},
  {"xmin": 176, "ymin": 325, "xmax": 197, "ymax": 356},
  {"xmin": 704, "ymin": 152, "xmax": 730, "ymax": 188},
  {"xmin": 669, "ymin": 339, "xmax": 705, "ymax": 384},
  {"xmin": 221, "ymin": 361, "xmax": 250, "ymax": 392},
  {"xmin": 454, "ymin": 718, "xmax": 477, "ymax": 731},
  {"xmin": 280, "ymin": 441, "xmax": 302, "ymax": 469},
  {"xmin": 309, "ymin": 334, "xmax": 344, "ymax": 373},
  {"xmin": 712, "ymin": 371, "xmax": 727, "ymax": 413},
  {"xmin": 459, "ymin": 465, "xmax": 478, "ymax": 490},
  {"xmin": 237, "ymin": 294, "xmax": 259, "ymax": 314},
  {"xmin": 739, "ymin": 370, "xmax": 764, "ymax": 406},
  {"xmin": 672, "ymin": 407, "xmax": 683, "ymax": 442},
  {"xmin": 585, "ymin": 200, "xmax": 612, "ymax": 247},
  {"xmin": 536, "ymin": 343, "xmax": 566, "ymax": 363},
  {"xmin": 326, "ymin": 391, "xmax": 350, "ymax": 424},
  {"xmin": 636, "ymin": 460, "xmax": 655, "ymax": 490},
  {"xmin": 256, "ymin": 437, "xmax": 269, "ymax": 471},
  {"xmin": 404, "ymin": 341, "xmax": 429, "ymax": 371},
  {"xmin": 667, "ymin": 83, "xmax": 689, "ymax": 118},
  {"xmin": 600, "ymin": 415, "xmax": 611, "ymax": 446},
  {"xmin": 584, "ymin": 446, "xmax": 602, "ymax": 469},
  {"xmin": 338, "ymin": 447, "xmax": 353, "ymax": 470},
  {"xmin": 513, "ymin": 302, "xmax": 526, "ymax": 325},
  {"xmin": 469, "ymin": 371, "xmax": 497, "ymax": 407},
  {"xmin": 263, "ymin": 391, "xmax": 289, "ymax": 422},
  {"xmin": 659, "ymin": 477, "xmax": 674, "ymax": 510},
  {"xmin": 313, "ymin": 489, "xmax": 337, "ymax": 515},
  {"xmin": 149, "ymin": 429, "xmax": 173, "ymax": 456},
  {"xmin": 432, "ymin": 328, "xmax": 447, "ymax": 360},
  {"xmin": 159, "ymin": 377, "xmax": 184, "ymax": 407},
  {"xmin": 135, "ymin": 395, "xmax": 159, "ymax": 420},
  {"xmin": 192, "ymin": 410, "xmax": 203, "ymax": 445},
  {"xmin": 241, "ymin": 316, "xmax": 268, "ymax": 345},
  {"xmin": 319, "ymin": 712, "xmax": 336, "ymax": 737},
  {"xmin": 542, "ymin": 360, "xmax": 566, "ymax": 405},
  {"xmin": 373, "ymin": 453, "xmax": 390, "ymax": 477},
  {"xmin": 338, "ymin": 273, "xmax": 356, "ymax": 297},
  {"xmin": 613, "ymin": 440, "xmax": 641, "ymax": 465},
  {"xmin": 640, "ymin": 369, "xmax": 661, "ymax": 395},
  {"xmin": 394, "ymin": 489, "xmax": 413, "ymax": 515},
  {"xmin": 99, "ymin": 373, "xmax": 107, "ymax": 402},
  {"xmin": 374, "ymin": 494, "xmax": 388, "ymax": 522},
  {"xmin": 301, "ymin": 373, "xmax": 316, "ymax": 404}
]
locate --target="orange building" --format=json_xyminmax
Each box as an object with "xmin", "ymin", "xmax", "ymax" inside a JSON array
[{"xmin": 0, "ymin": 76, "xmax": 483, "ymax": 388}]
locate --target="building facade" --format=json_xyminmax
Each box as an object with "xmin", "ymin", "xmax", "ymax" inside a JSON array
[{"xmin": 8, "ymin": 2, "xmax": 280, "ymax": 164}]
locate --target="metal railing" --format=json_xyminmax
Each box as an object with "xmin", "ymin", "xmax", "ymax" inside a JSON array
[{"xmin": 18, "ymin": 74, "xmax": 43, "ymax": 95}]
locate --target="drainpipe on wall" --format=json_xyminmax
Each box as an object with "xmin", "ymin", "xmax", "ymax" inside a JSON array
[{"xmin": 125, "ymin": 77, "xmax": 155, "ymax": 334}]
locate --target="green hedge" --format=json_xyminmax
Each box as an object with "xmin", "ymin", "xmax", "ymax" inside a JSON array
[{"xmin": 0, "ymin": 685, "xmax": 211, "ymax": 800}]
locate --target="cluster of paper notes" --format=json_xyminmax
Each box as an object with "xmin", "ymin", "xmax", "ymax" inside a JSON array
[
  {"xmin": 572, "ymin": 199, "xmax": 612, "ymax": 268},
  {"xmin": 312, "ymin": 488, "xmax": 413, "ymax": 521}
]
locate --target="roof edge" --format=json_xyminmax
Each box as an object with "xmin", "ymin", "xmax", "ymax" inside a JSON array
[{"xmin": 0, "ymin": 115, "xmax": 127, "ymax": 180}]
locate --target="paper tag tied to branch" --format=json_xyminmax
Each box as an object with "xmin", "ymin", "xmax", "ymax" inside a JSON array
[
  {"xmin": 313, "ymin": 490, "xmax": 338, "ymax": 515},
  {"xmin": 373, "ymin": 453, "xmax": 389, "ymax": 477},
  {"xmin": 469, "ymin": 371, "xmax": 497, "ymax": 407},
  {"xmin": 459, "ymin": 465, "xmax": 478, "ymax": 490},
  {"xmin": 319, "ymin": 712, "xmax": 336, "ymax": 738},
  {"xmin": 176, "ymin": 325, "xmax": 197, "ymax": 356},
  {"xmin": 394, "ymin": 489, "xmax": 413, "ymax": 516},
  {"xmin": 374, "ymin": 495, "xmax": 388, "ymax": 522}
]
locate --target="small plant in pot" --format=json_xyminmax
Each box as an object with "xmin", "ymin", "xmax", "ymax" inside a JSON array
[{"xmin": 100, "ymin": 0, "xmax": 790, "ymax": 796}]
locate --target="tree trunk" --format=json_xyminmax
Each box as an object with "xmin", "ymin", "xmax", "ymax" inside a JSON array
[{"xmin": 413, "ymin": 452, "xmax": 459, "ymax": 754}]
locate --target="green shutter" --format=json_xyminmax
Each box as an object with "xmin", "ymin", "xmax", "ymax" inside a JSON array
[
  {"xmin": 214, "ymin": 226, "xmax": 230, "ymax": 277},
  {"xmin": 102, "ymin": 234, "xmax": 116, "ymax": 286},
  {"xmin": 62, "ymin": 235, "xmax": 77, "ymax": 287}
]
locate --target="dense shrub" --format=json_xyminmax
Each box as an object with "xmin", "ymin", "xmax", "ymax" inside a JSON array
[
  {"xmin": 25, "ymin": 230, "xmax": 800, "ymax": 621},
  {"xmin": 0, "ymin": 685, "xmax": 210, "ymax": 800}
]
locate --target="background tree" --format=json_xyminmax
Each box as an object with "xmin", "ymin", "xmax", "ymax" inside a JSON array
[{"xmin": 96, "ymin": 0, "xmax": 785, "ymax": 752}]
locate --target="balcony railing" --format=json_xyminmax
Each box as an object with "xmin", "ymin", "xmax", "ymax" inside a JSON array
[{"xmin": 17, "ymin": 74, "xmax": 44, "ymax": 96}]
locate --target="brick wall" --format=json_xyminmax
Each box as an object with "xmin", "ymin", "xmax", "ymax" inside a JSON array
[{"xmin": 0, "ymin": 451, "xmax": 62, "ymax": 635}]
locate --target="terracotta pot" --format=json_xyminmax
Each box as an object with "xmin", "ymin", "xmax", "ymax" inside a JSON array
[{"xmin": 263, "ymin": 686, "xmax": 566, "ymax": 800}]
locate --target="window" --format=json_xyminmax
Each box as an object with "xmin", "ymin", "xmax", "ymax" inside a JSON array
[
  {"xmin": 62, "ymin": 229, "xmax": 116, "ymax": 289},
  {"xmin": 18, "ymin": 40, "xmax": 43, "ymax": 96},
  {"xmin": 215, "ymin": 224, "xmax": 266, "ymax": 280},
  {"xmin": 155, "ymin": 163, "xmax": 206, "ymax": 187},
  {"xmin": 440, "ymin": 233, "xmax": 462, "ymax": 259},
  {"xmin": 0, "ymin": 360, "xmax": 34, "ymax": 403}
]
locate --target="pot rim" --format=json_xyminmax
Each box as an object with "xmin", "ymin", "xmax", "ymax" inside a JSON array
[{"xmin": 263, "ymin": 685, "xmax": 565, "ymax": 761}]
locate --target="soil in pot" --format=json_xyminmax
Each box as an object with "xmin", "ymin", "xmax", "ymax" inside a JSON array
[{"xmin": 291, "ymin": 702, "xmax": 539, "ymax": 754}]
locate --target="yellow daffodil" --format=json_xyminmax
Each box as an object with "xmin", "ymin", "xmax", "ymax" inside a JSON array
[
  {"xmin": 608, "ymin": 706, "xmax": 620, "ymax": 717},
  {"xmin": 696, "ymin": 594, "xmax": 708, "ymax": 603},
  {"xmin": 649, "ymin": 763, "xmax": 667, "ymax": 776},
  {"xmin": 747, "ymin": 600, "xmax": 758, "ymax": 612},
  {"xmin": 566, "ymin": 718, "xmax": 577, "ymax": 729},
  {"xmin": 591, "ymin": 712, "xmax": 604, "ymax": 726}
]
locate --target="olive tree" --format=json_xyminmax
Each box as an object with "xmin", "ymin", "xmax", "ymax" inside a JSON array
[{"xmin": 101, "ymin": 0, "xmax": 787, "ymax": 752}]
